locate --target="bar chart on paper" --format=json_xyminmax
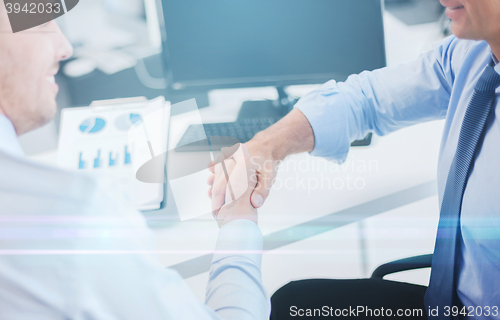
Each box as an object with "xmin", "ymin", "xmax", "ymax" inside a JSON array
[
  {"xmin": 57, "ymin": 97, "xmax": 170, "ymax": 210},
  {"xmin": 77, "ymin": 146, "xmax": 134, "ymax": 170},
  {"xmin": 73, "ymin": 116, "xmax": 136, "ymax": 171}
]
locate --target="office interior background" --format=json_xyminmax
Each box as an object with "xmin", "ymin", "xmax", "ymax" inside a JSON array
[{"xmin": 23, "ymin": 0, "xmax": 452, "ymax": 301}]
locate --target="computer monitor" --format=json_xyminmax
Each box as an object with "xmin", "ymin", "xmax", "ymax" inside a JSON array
[{"xmin": 158, "ymin": 0, "xmax": 385, "ymax": 124}]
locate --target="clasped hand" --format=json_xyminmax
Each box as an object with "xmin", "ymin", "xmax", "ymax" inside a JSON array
[{"xmin": 207, "ymin": 144, "xmax": 259, "ymax": 227}]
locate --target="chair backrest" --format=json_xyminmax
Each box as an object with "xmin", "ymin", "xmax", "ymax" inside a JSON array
[{"xmin": 371, "ymin": 254, "xmax": 433, "ymax": 279}]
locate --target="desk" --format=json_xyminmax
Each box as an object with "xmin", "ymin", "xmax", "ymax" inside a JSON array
[{"xmin": 28, "ymin": 11, "xmax": 447, "ymax": 302}]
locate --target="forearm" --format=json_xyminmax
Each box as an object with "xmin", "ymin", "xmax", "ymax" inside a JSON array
[
  {"xmin": 291, "ymin": 38, "xmax": 457, "ymax": 162},
  {"xmin": 249, "ymin": 108, "xmax": 315, "ymax": 161},
  {"xmin": 206, "ymin": 220, "xmax": 270, "ymax": 320}
]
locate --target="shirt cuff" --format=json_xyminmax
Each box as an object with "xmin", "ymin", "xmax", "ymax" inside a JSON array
[
  {"xmin": 212, "ymin": 219, "xmax": 263, "ymax": 267},
  {"xmin": 295, "ymin": 80, "xmax": 351, "ymax": 163}
]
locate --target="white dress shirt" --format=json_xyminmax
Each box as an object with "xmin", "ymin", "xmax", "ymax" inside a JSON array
[{"xmin": 0, "ymin": 115, "xmax": 270, "ymax": 320}]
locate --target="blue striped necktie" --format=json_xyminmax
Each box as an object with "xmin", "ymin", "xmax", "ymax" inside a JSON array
[{"xmin": 424, "ymin": 60, "xmax": 500, "ymax": 319}]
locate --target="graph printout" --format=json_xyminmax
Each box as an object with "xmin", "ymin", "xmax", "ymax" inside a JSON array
[{"xmin": 57, "ymin": 97, "xmax": 170, "ymax": 211}]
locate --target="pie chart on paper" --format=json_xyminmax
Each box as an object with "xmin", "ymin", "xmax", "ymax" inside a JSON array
[
  {"xmin": 114, "ymin": 113, "xmax": 142, "ymax": 131},
  {"xmin": 79, "ymin": 117, "xmax": 106, "ymax": 134}
]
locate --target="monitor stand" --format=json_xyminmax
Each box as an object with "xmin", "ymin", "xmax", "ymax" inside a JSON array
[
  {"xmin": 236, "ymin": 86, "xmax": 297, "ymax": 121},
  {"xmin": 169, "ymin": 89, "xmax": 210, "ymax": 115}
]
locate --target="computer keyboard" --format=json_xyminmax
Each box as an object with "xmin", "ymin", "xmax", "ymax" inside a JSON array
[
  {"xmin": 175, "ymin": 117, "xmax": 373, "ymax": 152},
  {"xmin": 175, "ymin": 117, "xmax": 281, "ymax": 152}
]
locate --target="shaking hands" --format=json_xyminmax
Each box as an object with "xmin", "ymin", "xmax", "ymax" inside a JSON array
[
  {"xmin": 208, "ymin": 144, "xmax": 259, "ymax": 227},
  {"xmin": 207, "ymin": 108, "xmax": 315, "ymax": 226}
]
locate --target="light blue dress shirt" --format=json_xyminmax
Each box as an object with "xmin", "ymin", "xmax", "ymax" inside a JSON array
[
  {"xmin": 0, "ymin": 115, "xmax": 270, "ymax": 319},
  {"xmin": 296, "ymin": 36, "xmax": 500, "ymax": 314}
]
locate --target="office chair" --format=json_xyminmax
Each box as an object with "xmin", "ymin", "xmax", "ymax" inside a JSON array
[
  {"xmin": 371, "ymin": 254, "xmax": 433, "ymax": 279},
  {"xmin": 270, "ymin": 255, "xmax": 433, "ymax": 319}
]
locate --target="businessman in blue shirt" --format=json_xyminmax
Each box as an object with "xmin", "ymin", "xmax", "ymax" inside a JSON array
[
  {"xmin": 210, "ymin": 0, "xmax": 500, "ymax": 319},
  {"xmin": 0, "ymin": 3, "xmax": 270, "ymax": 320}
]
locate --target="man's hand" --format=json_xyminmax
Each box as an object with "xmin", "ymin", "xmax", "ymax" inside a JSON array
[
  {"xmin": 208, "ymin": 144, "xmax": 258, "ymax": 227},
  {"xmin": 245, "ymin": 109, "xmax": 315, "ymax": 208},
  {"xmin": 243, "ymin": 136, "xmax": 281, "ymax": 208},
  {"xmin": 208, "ymin": 109, "xmax": 315, "ymax": 210}
]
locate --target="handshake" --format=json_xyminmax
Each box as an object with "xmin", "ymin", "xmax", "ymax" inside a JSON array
[
  {"xmin": 206, "ymin": 110, "xmax": 313, "ymax": 227},
  {"xmin": 207, "ymin": 144, "xmax": 262, "ymax": 227}
]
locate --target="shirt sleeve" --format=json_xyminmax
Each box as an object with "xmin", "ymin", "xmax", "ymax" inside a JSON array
[
  {"xmin": 206, "ymin": 219, "xmax": 270, "ymax": 320},
  {"xmin": 69, "ymin": 176, "xmax": 269, "ymax": 320},
  {"xmin": 295, "ymin": 36, "xmax": 459, "ymax": 162}
]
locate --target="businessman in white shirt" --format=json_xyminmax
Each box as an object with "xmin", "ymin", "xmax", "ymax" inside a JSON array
[{"xmin": 0, "ymin": 4, "xmax": 269, "ymax": 320}]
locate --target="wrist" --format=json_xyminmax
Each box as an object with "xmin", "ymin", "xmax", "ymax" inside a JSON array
[
  {"xmin": 250, "ymin": 130, "xmax": 288, "ymax": 162},
  {"xmin": 219, "ymin": 216, "xmax": 258, "ymax": 228},
  {"xmin": 214, "ymin": 219, "xmax": 263, "ymax": 266},
  {"xmin": 271, "ymin": 135, "xmax": 292, "ymax": 161},
  {"xmin": 253, "ymin": 111, "xmax": 314, "ymax": 160},
  {"xmin": 217, "ymin": 201, "xmax": 258, "ymax": 227}
]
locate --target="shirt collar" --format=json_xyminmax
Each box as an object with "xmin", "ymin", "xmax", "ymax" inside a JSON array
[
  {"xmin": 492, "ymin": 54, "xmax": 500, "ymax": 75},
  {"xmin": 0, "ymin": 114, "xmax": 25, "ymax": 157}
]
